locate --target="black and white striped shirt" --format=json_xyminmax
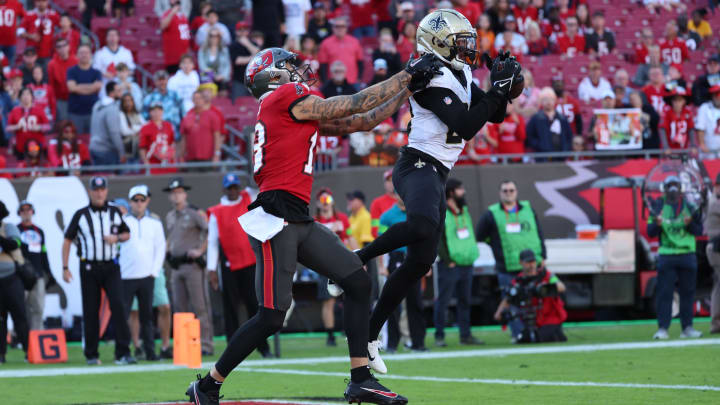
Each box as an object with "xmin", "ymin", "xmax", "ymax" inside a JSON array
[{"xmin": 64, "ymin": 203, "xmax": 129, "ymax": 262}]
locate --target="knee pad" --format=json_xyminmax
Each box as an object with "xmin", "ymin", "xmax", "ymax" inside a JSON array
[
  {"xmin": 406, "ymin": 214, "xmax": 437, "ymax": 241},
  {"xmin": 337, "ymin": 269, "xmax": 371, "ymax": 299},
  {"xmin": 257, "ymin": 307, "xmax": 286, "ymax": 332}
]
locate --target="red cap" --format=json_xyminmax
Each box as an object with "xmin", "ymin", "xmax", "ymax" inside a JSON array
[
  {"xmin": 6, "ymin": 68, "xmax": 22, "ymax": 79},
  {"xmin": 710, "ymin": 85, "xmax": 720, "ymax": 95},
  {"xmin": 235, "ymin": 21, "xmax": 250, "ymax": 30}
]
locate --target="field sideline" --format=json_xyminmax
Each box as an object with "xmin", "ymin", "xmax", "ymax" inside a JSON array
[{"xmin": 1, "ymin": 319, "xmax": 718, "ymax": 404}]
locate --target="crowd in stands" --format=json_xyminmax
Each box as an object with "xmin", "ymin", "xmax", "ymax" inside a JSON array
[{"xmin": 0, "ymin": 0, "xmax": 719, "ymax": 176}]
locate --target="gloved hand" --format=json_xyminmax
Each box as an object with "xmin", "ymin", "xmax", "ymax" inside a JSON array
[
  {"xmin": 489, "ymin": 55, "xmax": 522, "ymax": 101},
  {"xmin": 481, "ymin": 50, "xmax": 511, "ymax": 70},
  {"xmin": 406, "ymin": 53, "xmax": 444, "ymax": 92}
]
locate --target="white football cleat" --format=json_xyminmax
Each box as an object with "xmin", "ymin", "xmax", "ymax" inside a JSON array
[
  {"xmin": 368, "ymin": 340, "xmax": 387, "ymax": 374},
  {"xmin": 327, "ymin": 279, "xmax": 344, "ymax": 297},
  {"xmin": 680, "ymin": 327, "xmax": 702, "ymax": 338},
  {"xmin": 653, "ymin": 328, "xmax": 669, "ymax": 340}
]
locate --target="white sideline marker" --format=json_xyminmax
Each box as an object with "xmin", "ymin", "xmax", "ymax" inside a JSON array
[{"xmin": 0, "ymin": 338, "xmax": 718, "ymax": 380}]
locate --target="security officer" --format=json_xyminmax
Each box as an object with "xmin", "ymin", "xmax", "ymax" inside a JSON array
[
  {"xmin": 647, "ymin": 176, "xmax": 703, "ymax": 340},
  {"xmin": 61, "ymin": 176, "xmax": 135, "ymax": 365},
  {"xmin": 164, "ymin": 177, "xmax": 214, "ymax": 355},
  {"xmin": 206, "ymin": 173, "xmax": 271, "ymax": 357},
  {"xmin": 476, "ymin": 180, "xmax": 546, "ymax": 341}
]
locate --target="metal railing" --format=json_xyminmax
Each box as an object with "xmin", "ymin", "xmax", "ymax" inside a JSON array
[{"xmin": 0, "ymin": 160, "xmax": 248, "ymax": 176}]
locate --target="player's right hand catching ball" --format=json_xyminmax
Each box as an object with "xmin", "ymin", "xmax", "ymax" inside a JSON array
[
  {"xmin": 488, "ymin": 53, "xmax": 524, "ymax": 102},
  {"xmin": 405, "ymin": 53, "xmax": 444, "ymax": 93}
]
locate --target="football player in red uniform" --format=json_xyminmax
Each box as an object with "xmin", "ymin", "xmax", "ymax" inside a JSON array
[
  {"xmin": 186, "ymin": 48, "xmax": 442, "ymax": 405},
  {"xmin": 661, "ymin": 87, "xmax": 694, "ymax": 149}
]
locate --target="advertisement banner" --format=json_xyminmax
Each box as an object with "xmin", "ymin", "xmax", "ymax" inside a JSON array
[{"xmin": 593, "ymin": 108, "xmax": 643, "ymax": 150}]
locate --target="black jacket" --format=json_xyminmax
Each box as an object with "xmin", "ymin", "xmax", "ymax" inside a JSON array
[
  {"xmin": 476, "ymin": 201, "xmax": 547, "ymax": 273},
  {"xmin": 691, "ymin": 72, "xmax": 720, "ymax": 106},
  {"xmin": 321, "ymin": 79, "xmax": 357, "ymax": 98}
]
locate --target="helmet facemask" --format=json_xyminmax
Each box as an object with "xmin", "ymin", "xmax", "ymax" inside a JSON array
[
  {"xmin": 276, "ymin": 56, "xmax": 317, "ymax": 88},
  {"xmin": 450, "ymin": 34, "xmax": 480, "ymax": 69}
]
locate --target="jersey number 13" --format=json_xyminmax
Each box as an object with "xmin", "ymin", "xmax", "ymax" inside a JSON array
[{"xmin": 253, "ymin": 122, "xmax": 318, "ymax": 175}]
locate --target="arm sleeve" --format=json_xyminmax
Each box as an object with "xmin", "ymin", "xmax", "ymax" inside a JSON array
[
  {"xmin": 206, "ymin": 213, "xmax": 219, "ymax": 271},
  {"xmin": 153, "ymin": 221, "xmax": 166, "ymax": 277},
  {"xmin": 116, "ymin": 210, "xmax": 130, "ymax": 234},
  {"xmin": 414, "ymin": 86, "xmax": 507, "ymax": 141},
  {"xmin": 471, "ymin": 82, "xmax": 506, "ymax": 123},
  {"xmin": 64, "ymin": 210, "xmax": 82, "ymax": 240}
]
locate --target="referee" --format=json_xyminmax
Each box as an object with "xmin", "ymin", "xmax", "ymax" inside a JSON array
[{"xmin": 61, "ymin": 176, "xmax": 136, "ymax": 365}]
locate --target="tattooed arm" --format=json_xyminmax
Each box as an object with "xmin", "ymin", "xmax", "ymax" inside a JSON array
[
  {"xmin": 291, "ymin": 71, "xmax": 411, "ymax": 121},
  {"xmin": 318, "ymin": 88, "xmax": 412, "ymax": 137}
]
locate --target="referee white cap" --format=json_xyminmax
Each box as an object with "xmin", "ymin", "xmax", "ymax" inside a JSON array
[{"xmin": 128, "ymin": 184, "xmax": 150, "ymax": 199}]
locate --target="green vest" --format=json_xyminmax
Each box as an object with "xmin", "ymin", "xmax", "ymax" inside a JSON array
[
  {"xmin": 489, "ymin": 201, "xmax": 543, "ymax": 272},
  {"xmin": 444, "ymin": 206, "xmax": 479, "ymax": 266},
  {"xmin": 651, "ymin": 201, "xmax": 696, "ymax": 255}
]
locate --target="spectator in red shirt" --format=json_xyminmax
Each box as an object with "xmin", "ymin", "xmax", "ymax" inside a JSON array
[
  {"xmin": 56, "ymin": 14, "xmax": 80, "ymax": 57},
  {"xmin": 160, "ymin": 0, "xmax": 191, "ymax": 74},
  {"xmin": 7, "ymin": 87, "xmax": 49, "ymax": 157},
  {"xmin": 395, "ymin": 1, "xmax": 417, "ymax": 36},
  {"xmin": 20, "ymin": 0, "xmax": 59, "ymax": 64},
  {"xmin": 374, "ymin": 0, "xmax": 393, "ymax": 34},
  {"xmin": 28, "ymin": 65, "xmax": 56, "ymax": 123},
  {"xmin": 553, "ymin": 75, "xmax": 583, "ymax": 135},
  {"xmin": 317, "ymin": 16, "xmax": 364, "ymax": 84},
  {"xmin": 0, "ymin": 0, "xmax": 26, "ymax": 67},
  {"xmin": 488, "ymin": 102, "xmax": 526, "ymax": 160},
  {"xmin": 396, "ymin": 21, "xmax": 417, "ymax": 63},
  {"xmin": 457, "ymin": 126, "xmax": 496, "ymax": 165},
  {"xmin": 643, "ymin": 66, "xmax": 667, "ymax": 114},
  {"xmin": 634, "ymin": 27, "xmax": 654, "ymax": 64},
  {"xmin": 525, "ymin": 21, "xmax": 548, "ymax": 55},
  {"xmin": 0, "ymin": 155, "xmax": 10, "ymax": 178},
  {"xmin": 658, "ymin": 20, "xmax": 689, "ymax": 66},
  {"xmin": 661, "ymin": 88, "xmax": 694, "ymax": 150},
  {"xmin": 369, "ymin": 169, "xmax": 396, "ymax": 238},
  {"xmin": 47, "ymin": 37, "xmax": 77, "ymax": 123},
  {"xmin": 48, "ymin": 120, "xmax": 91, "ymax": 175},
  {"xmin": 553, "ymin": 16, "xmax": 585, "ymax": 57},
  {"xmin": 179, "ymin": 90, "xmax": 222, "ymax": 163},
  {"xmin": 15, "ymin": 138, "xmax": 49, "ymax": 177},
  {"xmin": 198, "ymin": 80, "xmax": 227, "ymax": 138},
  {"xmin": 190, "ymin": 1, "xmax": 211, "ymax": 33},
  {"xmin": 540, "ymin": 6, "xmax": 566, "ymax": 38},
  {"xmin": 139, "ymin": 103, "xmax": 177, "ymax": 173},
  {"xmin": 556, "ymin": 0, "xmax": 575, "ymax": 19},
  {"xmin": 511, "ymin": 0, "xmax": 538, "ymax": 34},
  {"xmin": 345, "ymin": 0, "xmax": 375, "ymax": 38},
  {"xmin": 452, "ymin": 0, "xmax": 482, "ymax": 31}
]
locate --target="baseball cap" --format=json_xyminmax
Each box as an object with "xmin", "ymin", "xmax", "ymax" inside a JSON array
[
  {"xmin": 149, "ymin": 102, "xmax": 164, "ymax": 110},
  {"xmin": 709, "ymin": 84, "xmax": 720, "ymax": 95},
  {"xmin": 23, "ymin": 47, "xmax": 37, "ymax": 56},
  {"xmin": 709, "ymin": 54, "xmax": 720, "ymax": 64},
  {"xmin": 505, "ymin": 15, "xmax": 516, "ymax": 23},
  {"xmin": 153, "ymin": 70, "xmax": 169, "ymax": 81},
  {"xmin": 163, "ymin": 177, "xmax": 191, "ymax": 192},
  {"xmin": 331, "ymin": 16, "xmax": 349, "ymax": 26},
  {"xmin": 383, "ymin": 169, "xmax": 393, "ymax": 180},
  {"xmin": 313, "ymin": 2, "xmax": 325, "ymax": 9},
  {"xmin": 89, "ymin": 176, "xmax": 108, "ymax": 190},
  {"xmin": 6, "ymin": 68, "xmax": 22, "ymax": 80},
  {"xmin": 346, "ymin": 190, "xmax": 365, "ymax": 202},
  {"xmin": 519, "ymin": 249, "xmax": 536, "ymax": 263},
  {"xmin": 222, "ymin": 173, "xmax": 241, "ymax": 189},
  {"xmin": 18, "ymin": 200, "xmax": 33, "ymax": 211},
  {"xmin": 235, "ymin": 21, "xmax": 250, "ymax": 30},
  {"xmin": 399, "ymin": 1, "xmax": 414, "ymax": 11},
  {"xmin": 373, "ymin": 58, "xmax": 388, "ymax": 71},
  {"xmin": 113, "ymin": 198, "xmax": 130, "ymax": 212},
  {"xmin": 128, "ymin": 184, "xmax": 150, "ymax": 199}
]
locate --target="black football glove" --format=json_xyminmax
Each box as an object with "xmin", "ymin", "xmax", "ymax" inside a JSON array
[
  {"xmin": 489, "ymin": 56, "xmax": 522, "ymax": 101},
  {"xmin": 406, "ymin": 54, "xmax": 444, "ymax": 93},
  {"xmin": 481, "ymin": 50, "xmax": 511, "ymax": 70}
]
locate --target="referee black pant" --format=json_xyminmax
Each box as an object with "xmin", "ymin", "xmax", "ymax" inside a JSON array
[
  {"xmin": 0, "ymin": 273, "xmax": 29, "ymax": 355},
  {"xmin": 220, "ymin": 261, "xmax": 270, "ymax": 355},
  {"xmin": 122, "ymin": 276, "xmax": 155, "ymax": 356},
  {"xmin": 80, "ymin": 261, "xmax": 131, "ymax": 360}
]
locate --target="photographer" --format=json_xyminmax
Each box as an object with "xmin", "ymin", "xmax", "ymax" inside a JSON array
[{"xmin": 493, "ymin": 249, "xmax": 567, "ymax": 343}]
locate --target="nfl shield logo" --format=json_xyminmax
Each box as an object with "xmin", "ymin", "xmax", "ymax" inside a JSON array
[{"xmin": 443, "ymin": 96, "xmax": 452, "ymax": 105}]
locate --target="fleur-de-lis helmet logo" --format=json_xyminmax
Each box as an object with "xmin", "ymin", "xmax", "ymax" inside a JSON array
[{"xmin": 428, "ymin": 13, "xmax": 448, "ymax": 32}]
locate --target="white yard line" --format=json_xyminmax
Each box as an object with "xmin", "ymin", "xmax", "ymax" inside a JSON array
[
  {"xmin": 1, "ymin": 338, "xmax": 718, "ymax": 379},
  {"xmin": 236, "ymin": 367, "xmax": 720, "ymax": 392}
]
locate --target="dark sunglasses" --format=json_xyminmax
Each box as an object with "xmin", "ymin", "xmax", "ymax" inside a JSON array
[
  {"xmin": 131, "ymin": 198, "xmax": 147, "ymax": 203},
  {"xmin": 501, "ymin": 189, "xmax": 516, "ymax": 193}
]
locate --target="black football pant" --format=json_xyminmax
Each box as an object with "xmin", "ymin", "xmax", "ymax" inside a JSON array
[
  {"xmin": 358, "ymin": 147, "xmax": 448, "ymax": 341},
  {"xmin": 385, "ymin": 252, "xmax": 426, "ymax": 350},
  {"xmin": 122, "ymin": 276, "xmax": 155, "ymax": 356},
  {"xmin": 220, "ymin": 261, "xmax": 269, "ymax": 355},
  {"xmin": 80, "ymin": 261, "xmax": 131, "ymax": 360},
  {"xmin": 0, "ymin": 273, "xmax": 29, "ymax": 355}
]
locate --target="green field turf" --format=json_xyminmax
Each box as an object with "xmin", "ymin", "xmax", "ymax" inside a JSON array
[{"xmin": 1, "ymin": 319, "xmax": 718, "ymax": 405}]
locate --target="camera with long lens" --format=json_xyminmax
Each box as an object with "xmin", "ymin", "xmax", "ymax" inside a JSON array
[{"xmin": 500, "ymin": 270, "xmax": 559, "ymax": 343}]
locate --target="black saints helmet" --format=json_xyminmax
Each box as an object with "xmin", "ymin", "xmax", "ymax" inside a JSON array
[{"xmin": 244, "ymin": 48, "xmax": 314, "ymax": 99}]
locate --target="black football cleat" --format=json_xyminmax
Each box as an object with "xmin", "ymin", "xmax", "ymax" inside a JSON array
[
  {"xmin": 344, "ymin": 376, "xmax": 408, "ymax": 404},
  {"xmin": 186, "ymin": 374, "xmax": 221, "ymax": 405}
]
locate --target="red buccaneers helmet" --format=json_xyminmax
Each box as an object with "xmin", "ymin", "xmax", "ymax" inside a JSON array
[{"xmin": 244, "ymin": 48, "xmax": 313, "ymax": 99}]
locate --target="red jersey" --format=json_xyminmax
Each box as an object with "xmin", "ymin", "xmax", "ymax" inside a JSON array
[
  {"xmin": 643, "ymin": 84, "xmax": 666, "ymax": 113},
  {"xmin": 55, "ymin": 28, "xmax": 80, "ymax": 56},
  {"xmin": 661, "ymin": 106, "xmax": 694, "ymax": 149},
  {"xmin": 209, "ymin": 193, "xmax": 256, "ymax": 270},
  {"xmin": 139, "ymin": 120, "xmax": 177, "ymax": 173},
  {"xmin": 8, "ymin": 105, "xmax": 48, "ymax": 154},
  {"xmin": 556, "ymin": 94, "xmax": 582, "ymax": 126},
  {"xmin": 344, "ymin": 0, "xmax": 374, "ymax": 28},
  {"xmin": 15, "ymin": 160, "xmax": 48, "ymax": 177},
  {"xmin": 454, "ymin": 2, "xmax": 482, "ymax": 28},
  {"xmin": 554, "ymin": 33, "xmax": 585, "ymax": 57},
  {"xmin": 21, "ymin": 9, "xmax": 59, "ymax": 58},
  {"xmin": 253, "ymin": 82, "xmax": 319, "ymax": 203},
  {"xmin": 370, "ymin": 193, "xmax": 396, "ymax": 238},
  {"xmin": 457, "ymin": 133, "xmax": 493, "ymax": 165},
  {"xmin": 28, "ymin": 83, "xmax": 56, "ymax": 121},
  {"xmin": 540, "ymin": 19, "xmax": 565, "ymax": 38},
  {"xmin": 488, "ymin": 114, "xmax": 526, "ymax": 155},
  {"xmin": 634, "ymin": 43, "xmax": 649, "ymax": 64},
  {"xmin": 161, "ymin": 10, "xmax": 191, "ymax": 66},
  {"xmin": 189, "ymin": 15, "xmax": 205, "ymax": 32},
  {"xmin": 47, "ymin": 53, "xmax": 77, "ymax": 100},
  {"xmin": 315, "ymin": 212, "xmax": 351, "ymax": 244},
  {"xmin": 0, "ymin": 0, "xmax": 25, "ymax": 47},
  {"xmin": 512, "ymin": 5, "xmax": 538, "ymax": 34},
  {"xmin": 47, "ymin": 138, "xmax": 90, "ymax": 169},
  {"xmin": 658, "ymin": 37, "xmax": 688, "ymax": 65}
]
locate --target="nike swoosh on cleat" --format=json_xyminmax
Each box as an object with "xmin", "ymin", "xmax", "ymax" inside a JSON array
[{"xmin": 361, "ymin": 388, "xmax": 398, "ymax": 398}]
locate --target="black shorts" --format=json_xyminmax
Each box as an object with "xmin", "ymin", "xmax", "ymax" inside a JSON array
[
  {"xmin": 393, "ymin": 147, "xmax": 450, "ymax": 227},
  {"xmin": 249, "ymin": 222, "xmax": 362, "ymax": 311}
]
